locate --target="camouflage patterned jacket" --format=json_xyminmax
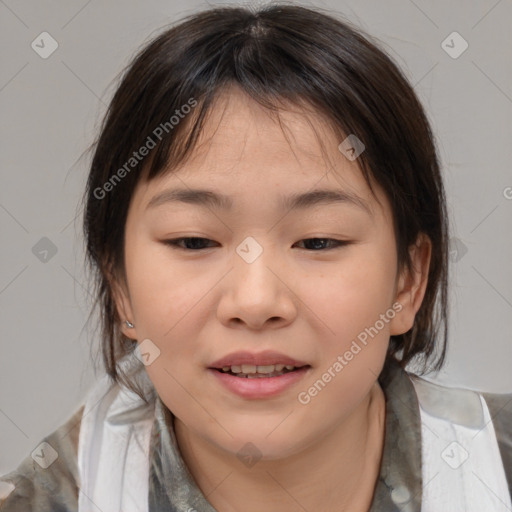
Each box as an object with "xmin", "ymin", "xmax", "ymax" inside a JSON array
[{"xmin": 1, "ymin": 359, "xmax": 511, "ymax": 511}]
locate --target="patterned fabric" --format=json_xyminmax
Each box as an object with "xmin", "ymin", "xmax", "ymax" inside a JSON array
[
  {"xmin": 0, "ymin": 404, "xmax": 82, "ymax": 511},
  {"xmin": 1, "ymin": 358, "xmax": 511, "ymax": 511}
]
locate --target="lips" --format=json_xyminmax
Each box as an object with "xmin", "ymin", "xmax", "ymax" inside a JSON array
[
  {"xmin": 208, "ymin": 365, "xmax": 311, "ymax": 399},
  {"xmin": 208, "ymin": 350, "xmax": 310, "ymax": 369}
]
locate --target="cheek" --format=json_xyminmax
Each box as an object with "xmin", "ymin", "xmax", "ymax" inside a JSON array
[
  {"xmin": 307, "ymin": 250, "xmax": 397, "ymax": 336},
  {"xmin": 297, "ymin": 257, "xmax": 393, "ymax": 417},
  {"xmin": 125, "ymin": 239, "xmax": 211, "ymax": 336},
  {"xmin": 300, "ymin": 250, "xmax": 395, "ymax": 404}
]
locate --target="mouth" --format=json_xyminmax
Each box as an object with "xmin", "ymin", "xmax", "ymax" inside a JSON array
[
  {"xmin": 208, "ymin": 364, "xmax": 312, "ymax": 399},
  {"xmin": 211, "ymin": 363, "xmax": 311, "ymax": 378}
]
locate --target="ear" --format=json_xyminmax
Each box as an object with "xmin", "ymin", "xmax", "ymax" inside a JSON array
[
  {"xmin": 389, "ymin": 233, "xmax": 432, "ymax": 336},
  {"xmin": 110, "ymin": 272, "xmax": 138, "ymax": 340}
]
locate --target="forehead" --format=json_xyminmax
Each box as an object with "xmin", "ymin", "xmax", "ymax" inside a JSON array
[
  {"xmin": 134, "ymin": 87, "xmax": 390, "ymax": 221},
  {"xmin": 179, "ymin": 87, "xmax": 345, "ymax": 177}
]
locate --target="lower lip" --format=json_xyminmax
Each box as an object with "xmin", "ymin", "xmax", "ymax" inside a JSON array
[{"xmin": 208, "ymin": 367, "xmax": 311, "ymax": 399}]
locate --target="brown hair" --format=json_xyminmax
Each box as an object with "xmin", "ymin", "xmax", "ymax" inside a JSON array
[{"xmin": 81, "ymin": 4, "xmax": 449, "ymax": 402}]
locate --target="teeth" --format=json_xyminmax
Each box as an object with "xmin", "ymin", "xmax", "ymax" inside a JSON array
[
  {"xmin": 241, "ymin": 370, "xmax": 288, "ymax": 378},
  {"xmin": 257, "ymin": 365, "xmax": 275, "ymax": 374},
  {"xmin": 219, "ymin": 363, "xmax": 300, "ymax": 375}
]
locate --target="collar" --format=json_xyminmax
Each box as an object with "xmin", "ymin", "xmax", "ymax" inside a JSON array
[
  {"xmin": 370, "ymin": 359, "xmax": 423, "ymax": 511},
  {"xmin": 148, "ymin": 359, "xmax": 423, "ymax": 512}
]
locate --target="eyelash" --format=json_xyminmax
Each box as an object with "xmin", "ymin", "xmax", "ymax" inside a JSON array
[{"xmin": 163, "ymin": 237, "xmax": 350, "ymax": 251}]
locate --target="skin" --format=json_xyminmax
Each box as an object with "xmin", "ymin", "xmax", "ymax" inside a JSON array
[{"xmin": 113, "ymin": 86, "xmax": 431, "ymax": 512}]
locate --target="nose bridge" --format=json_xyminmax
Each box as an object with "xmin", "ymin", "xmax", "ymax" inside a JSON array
[
  {"xmin": 233, "ymin": 235, "xmax": 276, "ymax": 294},
  {"xmin": 235, "ymin": 235, "xmax": 267, "ymax": 266},
  {"xmin": 217, "ymin": 233, "xmax": 299, "ymax": 329},
  {"xmin": 217, "ymin": 234, "xmax": 297, "ymax": 328}
]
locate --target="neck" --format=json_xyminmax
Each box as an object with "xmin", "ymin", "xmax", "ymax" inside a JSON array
[{"xmin": 174, "ymin": 382, "xmax": 386, "ymax": 512}]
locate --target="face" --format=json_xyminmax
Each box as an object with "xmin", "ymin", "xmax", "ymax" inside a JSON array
[{"xmin": 114, "ymin": 87, "xmax": 429, "ymax": 460}]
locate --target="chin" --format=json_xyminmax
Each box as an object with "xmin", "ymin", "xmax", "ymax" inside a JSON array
[{"xmin": 214, "ymin": 428, "xmax": 308, "ymax": 462}]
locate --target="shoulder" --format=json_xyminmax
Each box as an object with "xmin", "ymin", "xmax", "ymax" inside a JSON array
[
  {"xmin": 408, "ymin": 374, "xmax": 490, "ymax": 427},
  {"xmin": 480, "ymin": 388, "xmax": 512, "ymax": 423},
  {"xmin": 0, "ymin": 404, "xmax": 84, "ymax": 512},
  {"xmin": 409, "ymin": 373, "xmax": 512, "ymax": 431},
  {"xmin": 480, "ymin": 389, "xmax": 512, "ymax": 495},
  {"xmin": 409, "ymin": 373, "xmax": 512, "ymax": 499}
]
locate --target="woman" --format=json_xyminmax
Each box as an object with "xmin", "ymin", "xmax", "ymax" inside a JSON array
[{"xmin": 1, "ymin": 4, "xmax": 510, "ymax": 511}]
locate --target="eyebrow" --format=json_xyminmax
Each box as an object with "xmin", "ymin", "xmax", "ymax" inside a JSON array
[{"xmin": 145, "ymin": 187, "xmax": 372, "ymax": 216}]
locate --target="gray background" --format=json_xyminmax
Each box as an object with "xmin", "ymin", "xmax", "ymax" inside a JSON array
[{"xmin": 1, "ymin": 0, "xmax": 511, "ymax": 475}]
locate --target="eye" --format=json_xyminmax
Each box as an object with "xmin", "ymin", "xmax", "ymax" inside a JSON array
[
  {"xmin": 163, "ymin": 237, "xmax": 218, "ymax": 250},
  {"xmin": 294, "ymin": 238, "xmax": 350, "ymax": 251},
  {"xmin": 163, "ymin": 237, "xmax": 349, "ymax": 251}
]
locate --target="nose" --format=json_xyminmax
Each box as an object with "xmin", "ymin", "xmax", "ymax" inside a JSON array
[{"xmin": 216, "ymin": 241, "xmax": 297, "ymax": 330}]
